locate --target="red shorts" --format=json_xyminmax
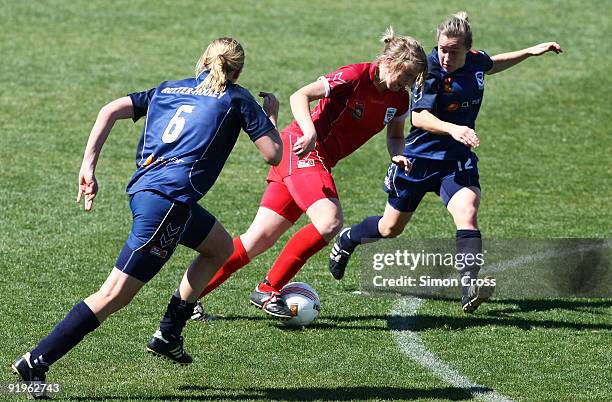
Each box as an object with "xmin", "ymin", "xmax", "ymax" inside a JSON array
[{"xmin": 261, "ymin": 130, "xmax": 339, "ymax": 222}]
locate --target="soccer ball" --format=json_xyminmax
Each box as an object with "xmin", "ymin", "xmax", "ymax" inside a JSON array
[{"xmin": 280, "ymin": 282, "xmax": 321, "ymax": 327}]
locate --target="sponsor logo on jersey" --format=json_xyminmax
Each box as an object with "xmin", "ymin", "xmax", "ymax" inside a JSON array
[
  {"xmin": 384, "ymin": 107, "xmax": 397, "ymax": 124},
  {"xmin": 444, "ymin": 76, "xmax": 453, "ymax": 93},
  {"xmin": 150, "ymin": 246, "xmax": 168, "ymax": 259},
  {"xmin": 297, "ymin": 159, "xmax": 315, "ymax": 169},
  {"xmin": 352, "ymin": 102, "xmax": 364, "ymax": 120},
  {"xmin": 475, "ymin": 71, "xmax": 485, "ymax": 90},
  {"xmin": 446, "ymin": 99, "xmax": 481, "ymax": 112},
  {"xmin": 446, "ymin": 102, "xmax": 460, "ymax": 112}
]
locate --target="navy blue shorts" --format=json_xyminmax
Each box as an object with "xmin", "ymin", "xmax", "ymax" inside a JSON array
[
  {"xmin": 384, "ymin": 154, "xmax": 480, "ymax": 213},
  {"xmin": 115, "ymin": 190, "xmax": 216, "ymax": 283}
]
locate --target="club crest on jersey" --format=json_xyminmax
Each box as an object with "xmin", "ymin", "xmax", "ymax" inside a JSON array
[
  {"xmin": 384, "ymin": 107, "xmax": 397, "ymax": 124},
  {"xmin": 475, "ymin": 71, "xmax": 485, "ymax": 90},
  {"xmin": 413, "ymin": 87, "xmax": 423, "ymax": 102},
  {"xmin": 352, "ymin": 102, "xmax": 364, "ymax": 120}
]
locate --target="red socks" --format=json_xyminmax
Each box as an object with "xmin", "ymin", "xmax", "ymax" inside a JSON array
[
  {"xmin": 260, "ymin": 224, "xmax": 327, "ymax": 292},
  {"xmin": 199, "ymin": 225, "xmax": 327, "ymax": 297},
  {"xmin": 198, "ymin": 236, "xmax": 250, "ymax": 298}
]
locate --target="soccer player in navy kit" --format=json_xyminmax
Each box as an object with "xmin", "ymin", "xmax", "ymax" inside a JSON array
[
  {"xmin": 12, "ymin": 37, "xmax": 281, "ymax": 398},
  {"xmin": 329, "ymin": 12, "xmax": 562, "ymax": 313}
]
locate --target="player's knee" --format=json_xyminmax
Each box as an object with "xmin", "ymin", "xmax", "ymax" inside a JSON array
[
  {"xmin": 453, "ymin": 205, "xmax": 478, "ymax": 227},
  {"xmin": 318, "ymin": 215, "xmax": 343, "ymax": 238},
  {"xmin": 208, "ymin": 236, "xmax": 234, "ymax": 267},
  {"xmin": 379, "ymin": 223, "xmax": 404, "ymax": 238}
]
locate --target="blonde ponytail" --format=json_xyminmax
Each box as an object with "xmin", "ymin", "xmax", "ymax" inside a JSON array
[{"xmin": 195, "ymin": 37, "xmax": 245, "ymax": 93}]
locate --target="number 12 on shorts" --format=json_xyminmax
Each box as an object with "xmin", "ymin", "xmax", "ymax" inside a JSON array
[{"xmin": 457, "ymin": 158, "xmax": 473, "ymax": 171}]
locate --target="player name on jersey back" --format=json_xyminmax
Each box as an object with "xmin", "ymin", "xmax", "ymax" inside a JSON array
[{"xmin": 160, "ymin": 86, "xmax": 225, "ymax": 98}]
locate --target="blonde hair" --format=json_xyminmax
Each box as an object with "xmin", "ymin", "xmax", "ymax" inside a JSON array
[
  {"xmin": 437, "ymin": 11, "xmax": 472, "ymax": 49},
  {"xmin": 195, "ymin": 37, "xmax": 245, "ymax": 93},
  {"xmin": 376, "ymin": 27, "xmax": 428, "ymax": 89}
]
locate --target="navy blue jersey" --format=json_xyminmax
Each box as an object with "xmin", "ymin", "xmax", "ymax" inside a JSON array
[
  {"xmin": 126, "ymin": 72, "xmax": 274, "ymax": 206},
  {"xmin": 405, "ymin": 48, "xmax": 493, "ymax": 160}
]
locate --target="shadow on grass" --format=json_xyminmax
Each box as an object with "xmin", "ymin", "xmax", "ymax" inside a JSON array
[
  {"xmin": 66, "ymin": 385, "xmax": 484, "ymax": 400},
  {"xmin": 206, "ymin": 299, "xmax": 612, "ymax": 332},
  {"xmin": 388, "ymin": 313, "xmax": 612, "ymax": 332},
  {"xmin": 487, "ymin": 298, "xmax": 612, "ymax": 314},
  {"xmin": 389, "ymin": 298, "xmax": 612, "ymax": 332}
]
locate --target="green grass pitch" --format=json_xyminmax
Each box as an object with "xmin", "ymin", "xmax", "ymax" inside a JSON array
[{"xmin": 1, "ymin": 0, "xmax": 610, "ymax": 400}]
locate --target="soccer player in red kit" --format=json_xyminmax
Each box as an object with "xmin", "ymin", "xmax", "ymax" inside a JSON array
[{"xmin": 192, "ymin": 28, "xmax": 429, "ymax": 319}]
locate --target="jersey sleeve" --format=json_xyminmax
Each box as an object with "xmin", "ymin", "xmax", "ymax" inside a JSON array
[
  {"xmin": 128, "ymin": 88, "xmax": 156, "ymax": 122},
  {"xmin": 476, "ymin": 50, "xmax": 494, "ymax": 72},
  {"xmin": 235, "ymin": 90, "xmax": 275, "ymax": 142},
  {"xmin": 389, "ymin": 91, "xmax": 411, "ymax": 122},
  {"xmin": 410, "ymin": 71, "xmax": 440, "ymax": 112},
  {"xmin": 317, "ymin": 65, "xmax": 361, "ymax": 98}
]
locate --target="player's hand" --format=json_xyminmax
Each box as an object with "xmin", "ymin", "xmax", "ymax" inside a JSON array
[
  {"xmin": 76, "ymin": 168, "xmax": 98, "ymax": 212},
  {"xmin": 259, "ymin": 92, "xmax": 279, "ymax": 119},
  {"xmin": 293, "ymin": 134, "xmax": 316, "ymax": 158},
  {"xmin": 450, "ymin": 126, "xmax": 480, "ymax": 148},
  {"xmin": 528, "ymin": 42, "xmax": 563, "ymax": 56},
  {"xmin": 391, "ymin": 155, "xmax": 412, "ymax": 173}
]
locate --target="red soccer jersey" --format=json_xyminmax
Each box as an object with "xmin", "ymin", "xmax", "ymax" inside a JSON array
[{"xmin": 284, "ymin": 62, "xmax": 410, "ymax": 167}]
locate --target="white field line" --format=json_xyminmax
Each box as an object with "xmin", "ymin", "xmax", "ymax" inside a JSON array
[
  {"xmin": 389, "ymin": 240, "xmax": 611, "ymax": 402},
  {"xmin": 391, "ymin": 297, "xmax": 513, "ymax": 402}
]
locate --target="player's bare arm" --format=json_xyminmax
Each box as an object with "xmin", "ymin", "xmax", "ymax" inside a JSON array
[
  {"xmin": 289, "ymin": 80, "xmax": 326, "ymax": 158},
  {"xmin": 386, "ymin": 116, "xmax": 411, "ymax": 172},
  {"xmin": 254, "ymin": 129, "xmax": 282, "ymax": 166},
  {"xmin": 487, "ymin": 42, "xmax": 562, "ymax": 75},
  {"xmin": 77, "ymin": 96, "xmax": 134, "ymax": 211},
  {"xmin": 412, "ymin": 109, "xmax": 479, "ymax": 148}
]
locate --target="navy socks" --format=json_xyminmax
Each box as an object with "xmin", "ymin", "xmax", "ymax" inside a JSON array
[
  {"xmin": 456, "ymin": 229, "xmax": 482, "ymax": 291},
  {"xmin": 30, "ymin": 300, "xmax": 100, "ymax": 366},
  {"xmin": 27, "ymin": 295, "xmax": 195, "ymax": 367},
  {"xmin": 158, "ymin": 295, "xmax": 195, "ymax": 339},
  {"xmin": 341, "ymin": 216, "xmax": 384, "ymax": 252}
]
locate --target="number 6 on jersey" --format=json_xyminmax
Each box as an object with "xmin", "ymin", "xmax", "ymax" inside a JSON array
[{"xmin": 162, "ymin": 105, "xmax": 194, "ymax": 143}]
